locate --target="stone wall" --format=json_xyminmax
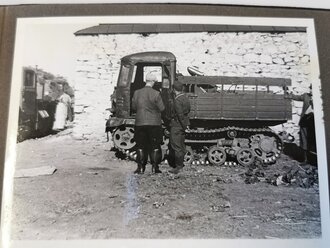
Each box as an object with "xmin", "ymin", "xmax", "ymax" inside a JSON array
[{"xmin": 74, "ymin": 32, "xmax": 311, "ymax": 143}]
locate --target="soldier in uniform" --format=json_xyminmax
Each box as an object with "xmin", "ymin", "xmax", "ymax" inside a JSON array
[
  {"xmin": 132, "ymin": 73, "xmax": 165, "ymax": 174},
  {"xmin": 289, "ymin": 84, "xmax": 315, "ymax": 164},
  {"xmin": 168, "ymin": 80, "xmax": 191, "ymax": 174}
]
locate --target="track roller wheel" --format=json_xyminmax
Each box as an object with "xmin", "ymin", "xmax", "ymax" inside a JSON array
[
  {"xmin": 236, "ymin": 148, "xmax": 255, "ymax": 167},
  {"xmin": 227, "ymin": 129, "xmax": 237, "ymax": 139},
  {"xmin": 207, "ymin": 146, "xmax": 226, "ymax": 166}
]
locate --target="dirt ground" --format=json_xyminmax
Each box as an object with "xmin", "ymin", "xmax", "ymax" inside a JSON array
[{"xmin": 10, "ymin": 128, "xmax": 321, "ymax": 240}]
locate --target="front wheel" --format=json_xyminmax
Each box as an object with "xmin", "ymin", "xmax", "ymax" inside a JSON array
[{"xmin": 112, "ymin": 126, "xmax": 136, "ymax": 150}]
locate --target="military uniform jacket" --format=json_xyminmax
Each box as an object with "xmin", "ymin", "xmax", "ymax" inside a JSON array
[
  {"xmin": 132, "ymin": 86, "xmax": 165, "ymax": 126},
  {"xmin": 170, "ymin": 93, "xmax": 191, "ymax": 129}
]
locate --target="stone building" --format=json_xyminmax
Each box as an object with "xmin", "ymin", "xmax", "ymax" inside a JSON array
[{"xmin": 73, "ymin": 24, "xmax": 311, "ymax": 144}]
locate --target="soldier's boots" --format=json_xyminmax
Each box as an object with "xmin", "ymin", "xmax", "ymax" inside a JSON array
[
  {"xmin": 134, "ymin": 148, "xmax": 147, "ymax": 174},
  {"xmin": 152, "ymin": 165, "xmax": 162, "ymax": 174},
  {"xmin": 134, "ymin": 165, "xmax": 142, "ymax": 174},
  {"xmin": 167, "ymin": 153, "xmax": 176, "ymax": 168},
  {"xmin": 169, "ymin": 165, "xmax": 184, "ymax": 174},
  {"xmin": 151, "ymin": 148, "xmax": 162, "ymax": 173},
  {"xmin": 300, "ymin": 150, "xmax": 309, "ymax": 165},
  {"xmin": 169, "ymin": 152, "xmax": 185, "ymax": 174}
]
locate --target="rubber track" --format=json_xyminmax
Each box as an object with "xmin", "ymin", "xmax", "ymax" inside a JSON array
[{"xmin": 185, "ymin": 126, "xmax": 283, "ymax": 151}]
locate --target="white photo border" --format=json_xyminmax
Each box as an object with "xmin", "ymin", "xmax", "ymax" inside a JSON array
[{"xmin": 2, "ymin": 15, "xmax": 330, "ymax": 248}]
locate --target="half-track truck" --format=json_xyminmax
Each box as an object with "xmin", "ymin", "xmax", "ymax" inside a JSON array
[{"xmin": 107, "ymin": 51, "xmax": 292, "ymax": 166}]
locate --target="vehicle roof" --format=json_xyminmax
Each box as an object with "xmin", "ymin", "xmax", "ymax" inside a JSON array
[{"xmin": 121, "ymin": 51, "xmax": 176, "ymax": 64}]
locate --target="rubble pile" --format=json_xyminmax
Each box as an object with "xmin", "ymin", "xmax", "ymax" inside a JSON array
[
  {"xmin": 266, "ymin": 164, "xmax": 318, "ymax": 188},
  {"xmin": 243, "ymin": 161, "xmax": 318, "ymax": 188},
  {"xmin": 244, "ymin": 167, "xmax": 265, "ymax": 185}
]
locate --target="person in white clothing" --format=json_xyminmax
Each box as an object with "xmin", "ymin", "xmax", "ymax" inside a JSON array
[{"xmin": 53, "ymin": 89, "xmax": 72, "ymax": 131}]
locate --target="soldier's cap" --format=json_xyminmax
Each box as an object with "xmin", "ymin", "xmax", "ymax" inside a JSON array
[
  {"xmin": 145, "ymin": 72, "xmax": 158, "ymax": 82},
  {"xmin": 173, "ymin": 80, "xmax": 183, "ymax": 91}
]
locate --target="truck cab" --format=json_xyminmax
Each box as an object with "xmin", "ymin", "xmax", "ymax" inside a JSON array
[
  {"xmin": 114, "ymin": 51, "xmax": 176, "ymax": 118},
  {"xmin": 108, "ymin": 51, "xmax": 176, "ymax": 151}
]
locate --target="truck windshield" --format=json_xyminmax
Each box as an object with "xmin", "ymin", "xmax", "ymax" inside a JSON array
[{"xmin": 143, "ymin": 66, "xmax": 162, "ymax": 82}]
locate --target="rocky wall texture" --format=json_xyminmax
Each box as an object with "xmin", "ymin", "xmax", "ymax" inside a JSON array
[{"xmin": 74, "ymin": 32, "xmax": 311, "ymax": 144}]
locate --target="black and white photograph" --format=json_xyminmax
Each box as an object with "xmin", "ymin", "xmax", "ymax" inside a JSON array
[{"xmin": 2, "ymin": 14, "xmax": 330, "ymax": 248}]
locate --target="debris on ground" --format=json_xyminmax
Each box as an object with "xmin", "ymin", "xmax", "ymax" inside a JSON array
[
  {"xmin": 242, "ymin": 160, "xmax": 318, "ymax": 188},
  {"xmin": 266, "ymin": 164, "xmax": 318, "ymax": 188},
  {"xmin": 15, "ymin": 165, "xmax": 57, "ymax": 178},
  {"xmin": 176, "ymin": 213, "xmax": 193, "ymax": 221},
  {"xmin": 211, "ymin": 201, "xmax": 231, "ymax": 212},
  {"xmin": 153, "ymin": 202, "xmax": 166, "ymax": 208}
]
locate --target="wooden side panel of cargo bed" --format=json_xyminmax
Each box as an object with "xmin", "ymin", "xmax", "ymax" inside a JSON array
[
  {"xmin": 188, "ymin": 93, "xmax": 222, "ymax": 118},
  {"xmin": 189, "ymin": 92, "xmax": 291, "ymax": 121}
]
